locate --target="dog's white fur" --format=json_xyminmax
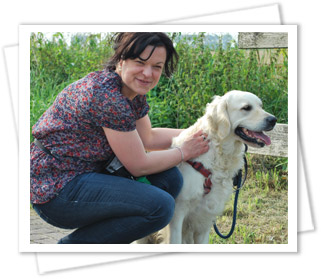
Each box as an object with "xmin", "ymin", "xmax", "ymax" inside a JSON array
[{"xmin": 137, "ymin": 90, "xmax": 275, "ymax": 244}]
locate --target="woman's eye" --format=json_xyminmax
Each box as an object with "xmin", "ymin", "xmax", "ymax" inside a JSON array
[{"xmin": 134, "ymin": 59, "xmax": 144, "ymax": 65}]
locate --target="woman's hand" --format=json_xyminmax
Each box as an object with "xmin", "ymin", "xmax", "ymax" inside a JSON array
[
  {"xmin": 103, "ymin": 127, "xmax": 209, "ymax": 177},
  {"xmin": 180, "ymin": 130, "xmax": 210, "ymax": 161}
]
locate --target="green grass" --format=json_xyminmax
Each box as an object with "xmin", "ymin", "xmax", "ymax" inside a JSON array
[{"xmin": 209, "ymin": 154, "xmax": 288, "ymax": 244}]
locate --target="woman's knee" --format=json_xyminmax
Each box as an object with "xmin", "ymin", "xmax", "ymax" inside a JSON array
[
  {"xmin": 148, "ymin": 191, "xmax": 175, "ymax": 229},
  {"xmin": 167, "ymin": 167, "xmax": 184, "ymax": 198},
  {"xmin": 147, "ymin": 167, "xmax": 184, "ymax": 199}
]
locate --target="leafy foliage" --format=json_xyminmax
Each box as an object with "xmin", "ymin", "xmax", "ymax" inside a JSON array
[
  {"xmin": 148, "ymin": 33, "xmax": 288, "ymax": 129},
  {"xmin": 30, "ymin": 32, "xmax": 288, "ymax": 134}
]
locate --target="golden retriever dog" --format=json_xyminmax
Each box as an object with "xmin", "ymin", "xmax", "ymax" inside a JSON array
[{"xmin": 137, "ymin": 90, "xmax": 277, "ymax": 244}]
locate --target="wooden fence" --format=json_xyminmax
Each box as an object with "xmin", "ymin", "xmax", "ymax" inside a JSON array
[
  {"xmin": 247, "ymin": 123, "xmax": 288, "ymax": 157},
  {"xmin": 238, "ymin": 32, "xmax": 288, "ymax": 158}
]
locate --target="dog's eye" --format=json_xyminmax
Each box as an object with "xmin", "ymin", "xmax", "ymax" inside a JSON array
[{"xmin": 241, "ymin": 105, "xmax": 252, "ymax": 111}]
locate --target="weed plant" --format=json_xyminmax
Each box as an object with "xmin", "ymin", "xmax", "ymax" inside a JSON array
[
  {"xmin": 149, "ymin": 33, "xmax": 288, "ymax": 129},
  {"xmin": 30, "ymin": 32, "xmax": 288, "ymax": 137}
]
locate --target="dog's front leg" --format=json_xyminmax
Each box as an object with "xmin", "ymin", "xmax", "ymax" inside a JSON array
[
  {"xmin": 194, "ymin": 229, "xmax": 211, "ymax": 244},
  {"xmin": 169, "ymin": 208, "xmax": 186, "ymax": 244}
]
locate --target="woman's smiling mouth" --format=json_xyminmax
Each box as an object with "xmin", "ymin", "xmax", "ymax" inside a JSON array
[{"xmin": 136, "ymin": 78, "xmax": 152, "ymax": 86}]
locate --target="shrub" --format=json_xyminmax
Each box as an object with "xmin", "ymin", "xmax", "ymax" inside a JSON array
[{"xmin": 30, "ymin": 32, "xmax": 288, "ymax": 138}]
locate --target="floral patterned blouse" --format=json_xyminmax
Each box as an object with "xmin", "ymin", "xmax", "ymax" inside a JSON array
[{"xmin": 30, "ymin": 70, "xmax": 149, "ymax": 204}]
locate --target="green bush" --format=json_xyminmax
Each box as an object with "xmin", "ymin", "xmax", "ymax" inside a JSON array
[
  {"xmin": 30, "ymin": 32, "xmax": 288, "ymax": 138},
  {"xmin": 148, "ymin": 33, "xmax": 288, "ymax": 129}
]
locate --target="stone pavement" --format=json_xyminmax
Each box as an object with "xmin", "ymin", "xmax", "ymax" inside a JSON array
[{"xmin": 30, "ymin": 209, "xmax": 74, "ymax": 244}]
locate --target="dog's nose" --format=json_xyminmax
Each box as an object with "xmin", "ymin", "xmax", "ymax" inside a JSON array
[{"xmin": 266, "ymin": 116, "xmax": 277, "ymax": 129}]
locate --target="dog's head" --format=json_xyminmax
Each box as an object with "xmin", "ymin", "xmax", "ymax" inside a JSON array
[{"xmin": 206, "ymin": 90, "xmax": 277, "ymax": 148}]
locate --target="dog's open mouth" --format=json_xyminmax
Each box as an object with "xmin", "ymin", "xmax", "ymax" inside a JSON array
[{"xmin": 235, "ymin": 127, "xmax": 271, "ymax": 147}]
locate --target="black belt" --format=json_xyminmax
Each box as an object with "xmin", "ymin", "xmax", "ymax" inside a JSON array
[{"xmin": 34, "ymin": 139, "xmax": 61, "ymax": 161}]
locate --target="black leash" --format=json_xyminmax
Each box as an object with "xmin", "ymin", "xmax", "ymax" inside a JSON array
[{"xmin": 213, "ymin": 144, "xmax": 248, "ymax": 239}]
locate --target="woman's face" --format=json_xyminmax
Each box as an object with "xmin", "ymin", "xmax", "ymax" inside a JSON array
[{"xmin": 116, "ymin": 45, "xmax": 167, "ymax": 100}]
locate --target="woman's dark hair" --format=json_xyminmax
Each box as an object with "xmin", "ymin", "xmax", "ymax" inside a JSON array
[{"xmin": 105, "ymin": 32, "xmax": 178, "ymax": 77}]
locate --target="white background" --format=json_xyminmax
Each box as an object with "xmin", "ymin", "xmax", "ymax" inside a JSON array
[{"xmin": 0, "ymin": 0, "xmax": 319, "ymax": 277}]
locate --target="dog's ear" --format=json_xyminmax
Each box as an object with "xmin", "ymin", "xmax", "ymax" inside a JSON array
[
  {"xmin": 217, "ymin": 98, "xmax": 231, "ymax": 139},
  {"xmin": 207, "ymin": 96, "xmax": 231, "ymax": 140}
]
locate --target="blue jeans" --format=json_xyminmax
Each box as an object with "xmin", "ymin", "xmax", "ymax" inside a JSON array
[{"xmin": 32, "ymin": 167, "xmax": 183, "ymax": 244}]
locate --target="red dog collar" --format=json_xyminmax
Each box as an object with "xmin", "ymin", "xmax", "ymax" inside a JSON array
[{"xmin": 186, "ymin": 160, "xmax": 212, "ymax": 194}]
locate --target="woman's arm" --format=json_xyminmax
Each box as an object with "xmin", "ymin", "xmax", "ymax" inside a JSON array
[
  {"xmin": 103, "ymin": 125, "xmax": 208, "ymax": 177},
  {"xmin": 135, "ymin": 114, "xmax": 183, "ymax": 151}
]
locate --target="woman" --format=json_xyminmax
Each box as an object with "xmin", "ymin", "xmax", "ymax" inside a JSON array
[{"xmin": 31, "ymin": 32, "xmax": 209, "ymax": 244}]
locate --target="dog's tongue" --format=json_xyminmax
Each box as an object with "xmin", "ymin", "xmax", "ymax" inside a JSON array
[{"xmin": 251, "ymin": 131, "xmax": 271, "ymax": 146}]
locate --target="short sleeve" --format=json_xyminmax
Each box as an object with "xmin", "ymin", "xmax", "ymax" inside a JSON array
[
  {"xmin": 89, "ymin": 90, "xmax": 137, "ymax": 132},
  {"xmin": 132, "ymin": 95, "xmax": 150, "ymax": 120},
  {"xmin": 84, "ymin": 70, "xmax": 150, "ymax": 132}
]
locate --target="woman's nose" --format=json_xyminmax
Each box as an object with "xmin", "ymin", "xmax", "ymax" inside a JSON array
[{"xmin": 142, "ymin": 66, "xmax": 152, "ymax": 77}]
